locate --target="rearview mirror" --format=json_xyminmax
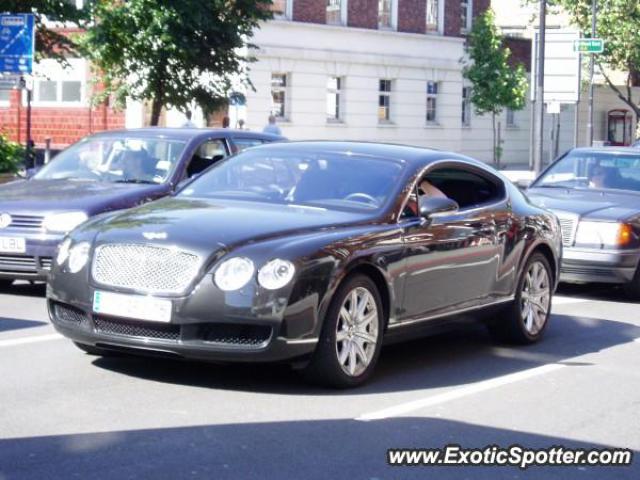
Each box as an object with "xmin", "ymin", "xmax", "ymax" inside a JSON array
[{"xmin": 419, "ymin": 197, "xmax": 459, "ymax": 218}]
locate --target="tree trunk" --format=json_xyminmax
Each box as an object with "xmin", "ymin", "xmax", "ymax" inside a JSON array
[
  {"xmin": 150, "ymin": 98, "xmax": 163, "ymax": 126},
  {"xmin": 492, "ymin": 112, "xmax": 497, "ymax": 166}
]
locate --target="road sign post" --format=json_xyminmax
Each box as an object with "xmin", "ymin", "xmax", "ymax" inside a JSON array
[{"xmin": 573, "ymin": 38, "xmax": 604, "ymax": 53}]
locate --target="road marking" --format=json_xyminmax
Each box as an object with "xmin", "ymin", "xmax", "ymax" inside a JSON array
[
  {"xmin": 0, "ymin": 333, "xmax": 63, "ymax": 348},
  {"xmin": 553, "ymin": 296, "xmax": 589, "ymax": 305},
  {"xmin": 356, "ymin": 363, "xmax": 565, "ymax": 421}
]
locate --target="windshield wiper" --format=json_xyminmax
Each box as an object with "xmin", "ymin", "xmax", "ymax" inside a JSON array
[{"xmin": 114, "ymin": 179, "xmax": 157, "ymax": 185}]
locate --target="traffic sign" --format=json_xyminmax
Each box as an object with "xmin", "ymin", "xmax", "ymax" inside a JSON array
[
  {"xmin": 532, "ymin": 29, "xmax": 581, "ymax": 104},
  {"xmin": 573, "ymin": 38, "xmax": 604, "ymax": 54},
  {"xmin": 0, "ymin": 14, "xmax": 36, "ymax": 74}
]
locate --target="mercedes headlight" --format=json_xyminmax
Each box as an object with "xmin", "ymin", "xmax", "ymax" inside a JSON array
[
  {"xmin": 575, "ymin": 221, "xmax": 634, "ymax": 248},
  {"xmin": 56, "ymin": 238, "xmax": 72, "ymax": 266},
  {"xmin": 43, "ymin": 212, "xmax": 88, "ymax": 233},
  {"xmin": 214, "ymin": 257, "xmax": 255, "ymax": 291},
  {"xmin": 258, "ymin": 259, "xmax": 295, "ymax": 290},
  {"xmin": 68, "ymin": 242, "xmax": 91, "ymax": 273}
]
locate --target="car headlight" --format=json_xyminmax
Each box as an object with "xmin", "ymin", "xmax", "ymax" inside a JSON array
[
  {"xmin": 575, "ymin": 221, "xmax": 634, "ymax": 248},
  {"xmin": 214, "ymin": 257, "xmax": 255, "ymax": 291},
  {"xmin": 68, "ymin": 242, "xmax": 91, "ymax": 273},
  {"xmin": 43, "ymin": 212, "xmax": 88, "ymax": 233},
  {"xmin": 56, "ymin": 238, "xmax": 72, "ymax": 266},
  {"xmin": 258, "ymin": 259, "xmax": 295, "ymax": 290}
]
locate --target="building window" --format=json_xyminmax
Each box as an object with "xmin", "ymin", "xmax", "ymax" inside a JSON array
[
  {"xmin": 426, "ymin": 0, "xmax": 439, "ymax": 33},
  {"xmin": 327, "ymin": 0, "xmax": 346, "ymax": 25},
  {"xmin": 0, "ymin": 89, "xmax": 10, "ymax": 104},
  {"xmin": 326, "ymin": 76, "xmax": 343, "ymax": 122},
  {"xmin": 378, "ymin": 0, "xmax": 393, "ymax": 29},
  {"xmin": 34, "ymin": 79, "xmax": 83, "ymax": 104},
  {"xmin": 462, "ymin": 86, "xmax": 471, "ymax": 126},
  {"xmin": 270, "ymin": 73, "xmax": 288, "ymax": 120},
  {"xmin": 426, "ymin": 81, "xmax": 439, "ymax": 123},
  {"xmin": 378, "ymin": 79, "xmax": 392, "ymax": 123},
  {"xmin": 460, "ymin": 0, "xmax": 473, "ymax": 33},
  {"xmin": 506, "ymin": 108, "xmax": 517, "ymax": 128},
  {"xmin": 271, "ymin": 0, "xmax": 291, "ymax": 19}
]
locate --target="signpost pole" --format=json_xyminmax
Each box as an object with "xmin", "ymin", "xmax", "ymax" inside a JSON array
[
  {"xmin": 25, "ymin": 83, "xmax": 32, "ymax": 168},
  {"xmin": 587, "ymin": 0, "xmax": 596, "ymax": 146},
  {"xmin": 533, "ymin": 0, "xmax": 546, "ymax": 175}
]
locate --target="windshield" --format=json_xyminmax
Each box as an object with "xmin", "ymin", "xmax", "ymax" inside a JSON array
[
  {"xmin": 179, "ymin": 148, "xmax": 404, "ymax": 212},
  {"xmin": 34, "ymin": 135, "xmax": 187, "ymax": 184},
  {"xmin": 535, "ymin": 151, "xmax": 640, "ymax": 193}
]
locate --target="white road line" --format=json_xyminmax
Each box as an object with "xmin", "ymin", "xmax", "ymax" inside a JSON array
[
  {"xmin": 0, "ymin": 333, "xmax": 63, "ymax": 348},
  {"xmin": 553, "ymin": 296, "xmax": 589, "ymax": 305},
  {"xmin": 356, "ymin": 363, "xmax": 565, "ymax": 421}
]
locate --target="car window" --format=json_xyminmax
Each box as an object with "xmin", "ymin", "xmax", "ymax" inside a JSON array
[
  {"xmin": 185, "ymin": 139, "xmax": 228, "ymax": 178},
  {"xmin": 535, "ymin": 151, "xmax": 640, "ymax": 192},
  {"xmin": 33, "ymin": 135, "xmax": 186, "ymax": 184},
  {"xmin": 180, "ymin": 148, "xmax": 404, "ymax": 212},
  {"xmin": 233, "ymin": 138, "xmax": 265, "ymax": 153},
  {"xmin": 423, "ymin": 167, "xmax": 505, "ymax": 210}
]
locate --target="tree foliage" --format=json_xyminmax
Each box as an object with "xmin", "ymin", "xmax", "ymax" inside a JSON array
[
  {"xmin": 463, "ymin": 9, "xmax": 527, "ymax": 165},
  {"xmin": 1, "ymin": 1, "xmax": 88, "ymax": 63},
  {"xmin": 0, "ymin": 133, "xmax": 24, "ymax": 174},
  {"xmin": 543, "ymin": 0, "xmax": 640, "ymax": 120},
  {"xmin": 81, "ymin": 0, "xmax": 273, "ymax": 125}
]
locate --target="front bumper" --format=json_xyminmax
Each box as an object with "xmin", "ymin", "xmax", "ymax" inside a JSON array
[
  {"xmin": 559, "ymin": 247, "xmax": 640, "ymax": 284},
  {"xmin": 0, "ymin": 231, "xmax": 62, "ymax": 281},
  {"xmin": 47, "ymin": 287, "xmax": 319, "ymax": 364}
]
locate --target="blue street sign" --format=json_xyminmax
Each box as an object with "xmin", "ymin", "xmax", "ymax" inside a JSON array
[{"xmin": 0, "ymin": 14, "xmax": 35, "ymax": 74}]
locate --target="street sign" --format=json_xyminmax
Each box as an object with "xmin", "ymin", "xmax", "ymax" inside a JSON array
[
  {"xmin": 532, "ymin": 29, "xmax": 581, "ymax": 104},
  {"xmin": 573, "ymin": 38, "xmax": 604, "ymax": 54},
  {"xmin": 0, "ymin": 14, "xmax": 36, "ymax": 74}
]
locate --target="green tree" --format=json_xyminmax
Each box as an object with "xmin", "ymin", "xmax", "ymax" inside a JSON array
[
  {"xmin": 463, "ymin": 9, "xmax": 527, "ymax": 167},
  {"xmin": 1, "ymin": 1, "xmax": 88, "ymax": 63},
  {"xmin": 543, "ymin": 0, "xmax": 640, "ymax": 123},
  {"xmin": 81, "ymin": 0, "xmax": 273, "ymax": 126}
]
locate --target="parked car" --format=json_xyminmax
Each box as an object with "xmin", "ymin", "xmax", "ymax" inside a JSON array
[
  {"xmin": 48, "ymin": 142, "xmax": 561, "ymax": 387},
  {"xmin": 0, "ymin": 128, "xmax": 284, "ymax": 286},
  {"xmin": 527, "ymin": 147, "xmax": 640, "ymax": 298}
]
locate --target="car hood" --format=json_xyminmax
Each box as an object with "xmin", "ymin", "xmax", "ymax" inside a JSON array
[
  {"xmin": 0, "ymin": 179, "xmax": 166, "ymax": 215},
  {"xmin": 527, "ymin": 187, "xmax": 640, "ymax": 222},
  {"xmin": 85, "ymin": 197, "xmax": 373, "ymax": 250}
]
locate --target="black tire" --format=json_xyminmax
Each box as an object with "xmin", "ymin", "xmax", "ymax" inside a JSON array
[
  {"xmin": 0, "ymin": 279, "xmax": 13, "ymax": 289},
  {"xmin": 302, "ymin": 274, "xmax": 384, "ymax": 388},
  {"xmin": 623, "ymin": 266, "xmax": 640, "ymax": 300},
  {"xmin": 488, "ymin": 253, "xmax": 553, "ymax": 344},
  {"xmin": 73, "ymin": 341, "xmax": 114, "ymax": 356}
]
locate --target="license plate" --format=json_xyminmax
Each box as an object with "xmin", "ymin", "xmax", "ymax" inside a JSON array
[
  {"xmin": 93, "ymin": 290, "xmax": 172, "ymax": 323},
  {"xmin": 0, "ymin": 237, "xmax": 26, "ymax": 254}
]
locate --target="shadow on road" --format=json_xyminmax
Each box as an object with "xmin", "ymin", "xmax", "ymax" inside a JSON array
[
  {"xmin": 0, "ymin": 281, "xmax": 46, "ymax": 298},
  {"xmin": 557, "ymin": 283, "xmax": 637, "ymax": 304},
  {"xmin": 0, "ymin": 317, "xmax": 48, "ymax": 332},
  {"xmin": 0, "ymin": 417, "xmax": 636, "ymax": 480},
  {"xmin": 88, "ymin": 313, "xmax": 640, "ymax": 396}
]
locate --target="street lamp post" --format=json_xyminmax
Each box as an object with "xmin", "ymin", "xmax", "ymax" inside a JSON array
[
  {"xmin": 533, "ymin": 0, "xmax": 546, "ymax": 175},
  {"xmin": 587, "ymin": 0, "xmax": 596, "ymax": 146}
]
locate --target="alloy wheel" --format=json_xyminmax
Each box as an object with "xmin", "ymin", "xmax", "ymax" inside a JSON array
[
  {"xmin": 335, "ymin": 286, "xmax": 380, "ymax": 377},
  {"xmin": 520, "ymin": 261, "xmax": 551, "ymax": 335}
]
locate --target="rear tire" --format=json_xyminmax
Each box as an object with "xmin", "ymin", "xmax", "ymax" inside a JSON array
[
  {"xmin": 302, "ymin": 274, "xmax": 384, "ymax": 388},
  {"xmin": 488, "ymin": 253, "xmax": 553, "ymax": 344},
  {"xmin": 73, "ymin": 341, "xmax": 114, "ymax": 357}
]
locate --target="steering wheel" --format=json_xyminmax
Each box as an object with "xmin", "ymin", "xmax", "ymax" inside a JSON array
[{"xmin": 344, "ymin": 192, "xmax": 379, "ymax": 206}]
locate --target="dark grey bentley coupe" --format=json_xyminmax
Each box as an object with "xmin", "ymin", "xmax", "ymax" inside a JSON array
[{"xmin": 47, "ymin": 142, "xmax": 561, "ymax": 387}]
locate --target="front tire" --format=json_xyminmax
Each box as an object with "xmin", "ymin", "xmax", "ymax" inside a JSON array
[
  {"xmin": 623, "ymin": 266, "xmax": 640, "ymax": 300},
  {"xmin": 302, "ymin": 274, "xmax": 384, "ymax": 388},
  {"xmin": 488, "ymin": 253, "xmax": 553, "ymax": 344}
]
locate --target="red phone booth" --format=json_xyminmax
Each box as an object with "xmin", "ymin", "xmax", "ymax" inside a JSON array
[{"xmin": 607, "ymin": 109, "xmax": 633, "ymax": 146}]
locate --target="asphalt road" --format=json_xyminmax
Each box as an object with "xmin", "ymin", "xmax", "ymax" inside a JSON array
[{"xmin": 0, "ymin": 282, "xmax": 638, "ymax": 480}]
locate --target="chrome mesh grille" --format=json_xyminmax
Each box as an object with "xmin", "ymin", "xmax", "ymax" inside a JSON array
[
  {"xmin": 93, "ymin": 316, "xmax": 181, "ymax": 341},
  {"xmin": 92, "ymin": 244, "xmax": 200, "ymax": 294},
  {"xmin": 553, "ymin": 211, "xmax": 578, "ymax": 247}
]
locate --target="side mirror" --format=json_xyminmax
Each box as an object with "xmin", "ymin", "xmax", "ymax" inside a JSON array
[{"xmin": 419, "ymin": 197, "xmax": 459, "ymax": 218}]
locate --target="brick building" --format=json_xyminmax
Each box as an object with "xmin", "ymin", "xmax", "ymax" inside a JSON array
[{"xmin": 0, "ymin": 29, "xmax": 125, "ymax": 151}]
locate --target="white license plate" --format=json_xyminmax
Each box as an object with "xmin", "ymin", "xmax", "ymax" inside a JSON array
[
  {"xmin": 93, "ymin": 290, "xmax": 172, "ymax": 323},
  {"xmin": 0, "ymin": 237, "xmax": 26, "ymax": 254}
]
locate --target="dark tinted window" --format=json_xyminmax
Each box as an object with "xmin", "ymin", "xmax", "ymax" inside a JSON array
[{"xmin": 424, "ymin": 167, "xmax": 505, "ymax": 209}]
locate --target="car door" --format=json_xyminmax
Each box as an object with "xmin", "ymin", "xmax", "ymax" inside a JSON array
[{"xmin": 399, "ymin": 164, "xmax": 506, "ymax": 322}]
